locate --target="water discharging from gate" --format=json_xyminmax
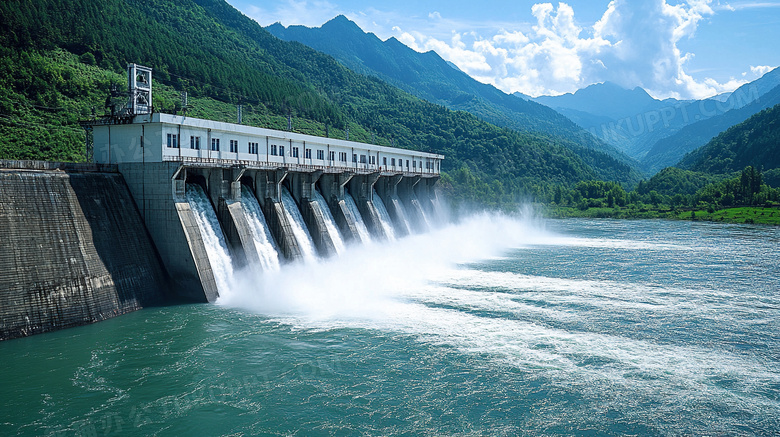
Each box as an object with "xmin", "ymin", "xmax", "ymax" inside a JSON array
[
  {"xmin": 371, "ymin": 189, "xmax": 396, "ymax": 241},
  {"xmin": 312, "ymin": 190, "xmax": 346, "ymax": 254},
  {"xmin": 344, "ymin": 193, "xmax": 373, "ymax": 243},
  {"xmin": 186, "ymin": 184, "xmax": 235, "ymax": 293},
  {"xmin": 240, "ymin": 185, "xmax": 281, "ymax": 271},
  {"xmin": 391, "ymin": 196, "xmax": 413, "ymax": 235},
  {"xmin": 280, "ymin": 186, "xmax": 317, "ymax": 261}
]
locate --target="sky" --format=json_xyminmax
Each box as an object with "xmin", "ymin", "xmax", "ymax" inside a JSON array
[{"xmin": 225, "ymin": 0, "xmax": 780, "ymax": 100}]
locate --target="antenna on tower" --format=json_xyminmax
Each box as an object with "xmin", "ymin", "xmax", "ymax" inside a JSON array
[{"xmin": 127, "ymin": 63, "xmax": 152, "ymax": 115}]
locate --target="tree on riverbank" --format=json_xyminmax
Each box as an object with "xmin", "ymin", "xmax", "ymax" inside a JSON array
[{"xmin": 549, "ymin": 166, "xmax": 780, "ymax": 221}]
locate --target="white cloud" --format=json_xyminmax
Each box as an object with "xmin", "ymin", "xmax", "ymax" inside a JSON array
[
  {"xmin": 750, "ymin": 65, "xmax": 775, "ymax": 75},
  {"xmin": 716, "ymin": 1, "xmax": 780, "ymax": 10},
  {"xmin": 386, "ymin": 1, "xmax": 752, "ymax": 99},
  {"xmin": 230, "ymin": 0, "xmax": 768, "ymax": 99}
]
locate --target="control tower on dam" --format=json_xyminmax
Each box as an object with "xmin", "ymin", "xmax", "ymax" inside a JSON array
[{"xmin": 84, "ymin": 64, "xmax": 444, "ymax": 303}]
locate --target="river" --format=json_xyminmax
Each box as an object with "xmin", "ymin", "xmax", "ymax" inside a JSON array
[{"xmin": 2, "ymin": 216, "xmax": 779, "ymax": 436}]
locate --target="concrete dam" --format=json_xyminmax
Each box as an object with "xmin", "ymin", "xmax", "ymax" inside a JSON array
[
  {"xmin": 0, "ymin": 67, "xmax": 443, "ymax": 340},
  {"xmin": 0, "ymin": 162, "xmax": 167, "ymax": 340}
]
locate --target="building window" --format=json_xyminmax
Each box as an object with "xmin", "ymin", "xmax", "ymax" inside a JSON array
[
  {"xmin": 369, "ymin": 156, "xmax": 375, "ymax": 165},
  {"xmin": 383, "ymin": 157, "xmax": 387, "ymax": 166},
  {"xmin": 413, "ymin": 160, "xmax": 416, "ymax": 169},
  {"xmin": 279, "ymin": 145, "xmax": 285, "ymax": 156},
  {"xmin": 190, "ymin": 136, "xmax": 200, "ymax": 150},
  {"xmin": 359, "ymin": 155, "xmax": 367, "ymax": 164},
  {"xmin": 329, "ymin": 151, "xmax": 335, "ymax": 161},
  {"xmin": 317, "ymin": 150, "xmax": 325, "ymax": 160},
  {"xmin": 270, "ymin": 144, "xmax": 277, "ymax": 156},
  {"xmin": 248, "ymin": 142, "xmax": 258, "ymax": 154},
  {"xmin": 305, "ymin": 148, "xmax": 312, "ymax": 159},
  {"xmin": 352, "ymin": 153, "xmax": 358, "ymax": 163},
  {"xmin": 211, "ymin": 138, "xmax": 220, "ymax": 151},
  {"xmin": 339, "ymin": 152, "xmax": 347, "ymax": 162},
  {"xmin": 229, "ymin": 139, "xmax": 238, "ymax": 153},
  {"xmin": 167, "ymin": 133, "xmax": 178, "ymax": 148},
  {"xmin": 406, "ymin": 160, "xmax": 410, "ymax": 169},
  {"xmin": 391, "ymin": 158, "xmax": 396, "ymax": 166},
  {"xmin": 292, "ymin": 147, "xmax": 299, "ymax": 158}
]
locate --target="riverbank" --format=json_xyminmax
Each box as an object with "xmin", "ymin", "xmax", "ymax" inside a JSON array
[{"xmin": 547, "ymin": 205, "xmax": 780, "ymax": 225}]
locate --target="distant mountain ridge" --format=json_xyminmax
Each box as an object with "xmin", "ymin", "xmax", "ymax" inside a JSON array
[
  {"xmin": 534, "ymin": 82, "xmax": 677, "ymax": 121},
  {"xmin": 642, "ymin": 84, "xmax": 780, "ymax": 174},
  {"xmin": 532, "ymin": 69, "xmax": 780, "ymax": 171},
  {"xmin": 267, "ymin": 16, "xmax": 642, "ymax": 184}
]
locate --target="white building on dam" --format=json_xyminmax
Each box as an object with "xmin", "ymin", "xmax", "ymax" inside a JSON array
[{"xmin": 84, "ymin": 64, "xmax": 444, "ymax": 303}]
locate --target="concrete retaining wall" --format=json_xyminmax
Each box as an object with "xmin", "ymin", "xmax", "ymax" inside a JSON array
[
  {"xmin": 0, "ymin": 169, "xmax": 167, "ymax": 340},
  {"xmin": 118, "ymin": 162, "xmax": 218, "ymax": 302}
]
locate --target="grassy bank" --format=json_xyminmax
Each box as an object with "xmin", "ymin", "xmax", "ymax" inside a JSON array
[{"xmin": 547, "ymin": 205, "xmax": 780, "ymax": 225}]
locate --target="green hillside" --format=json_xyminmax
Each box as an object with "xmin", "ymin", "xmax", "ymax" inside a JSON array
[
  {"xmin": 679, "ymin": 103, "xmax": 780, "ymax": 174},
  {"xmin": 267, "ymin": 16, "xmax": 642, "ymax": 185},
  {"xmin": 642, "ymin": 84, "xmax": 780, "ymax": 174},
  {"xmin": 0, "ymin": 0, "xmax": 638, "ymax": 206}
]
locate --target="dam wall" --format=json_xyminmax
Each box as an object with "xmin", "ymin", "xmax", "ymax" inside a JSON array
[
  {"xmin": 0, "ymin": 167, "xmax": 167, "ymax": 341},
  {"xmin": 0, "ymin": 161, "xmax": 441, "ymax": 340},
  {"xmin": 118, "ymin": 162, "xmax": 220, "ymax": 303},
  {"xmin": 2, "ymin": 103, "xmax": 444, "ymax": 339}
]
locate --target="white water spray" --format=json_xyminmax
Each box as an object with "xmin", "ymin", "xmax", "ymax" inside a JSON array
[
  {"xmin": 344, "ymin": 193, "xmax": 373, "ymax": 243},
  {"xmin": 312, "ymin": 190, "xmax": 346, "ymax": 255},
  {"xmin": 240, "ymin": 185, "xmax": 281, "ymax": 272},
  {"xmin": 186, "ymin": 184, "xmax": 234, "ymax": 294},
  {"xmin": 222, "ymin": 211, "xmax": 541, "ymax": 318},
  {"xmin": 280, "ymin": 186, "xmax": 317, "ymax": 261}
]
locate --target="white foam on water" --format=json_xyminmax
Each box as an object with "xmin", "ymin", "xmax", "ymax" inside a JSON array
[
  {"xmin": 540, "ymin": 235, "xmax": 692, "ymax": 251},
  {"xmin": 216, "ymin": 207, "xmax": 780, "ymax": 430}
]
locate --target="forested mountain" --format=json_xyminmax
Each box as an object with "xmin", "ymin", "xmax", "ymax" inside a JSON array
[
  {"xmin": 534, "ymin": 69, "xmax": 780, "ymax": 166},
  {"xmin": 642, "ymin": 84, "xmax": 780, "ymax": 174},
  {"xmin": 0, "ymin": 0, "xmax": 639, "ymax": 206},
  {"xmin": 678, "ymin": 103, "xmax": 780, "ymax": 174},
  {"xmin": 266, "ymin": 16, "xmax": 642, "ymax": 185}
]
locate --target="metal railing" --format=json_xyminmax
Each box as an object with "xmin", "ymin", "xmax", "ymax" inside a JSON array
[
  {"xmin": 0, "ymin": 160, "xmax": 118, "ymax": 173},
  {"xmin": 162, "ymin": 155, "xmax": 440, "ymax": 177}
]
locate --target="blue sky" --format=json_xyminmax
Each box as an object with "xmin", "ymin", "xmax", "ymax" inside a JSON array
[{"xmin": 226, "ymin": 0, "xmax": 780, "ymax": 99}]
